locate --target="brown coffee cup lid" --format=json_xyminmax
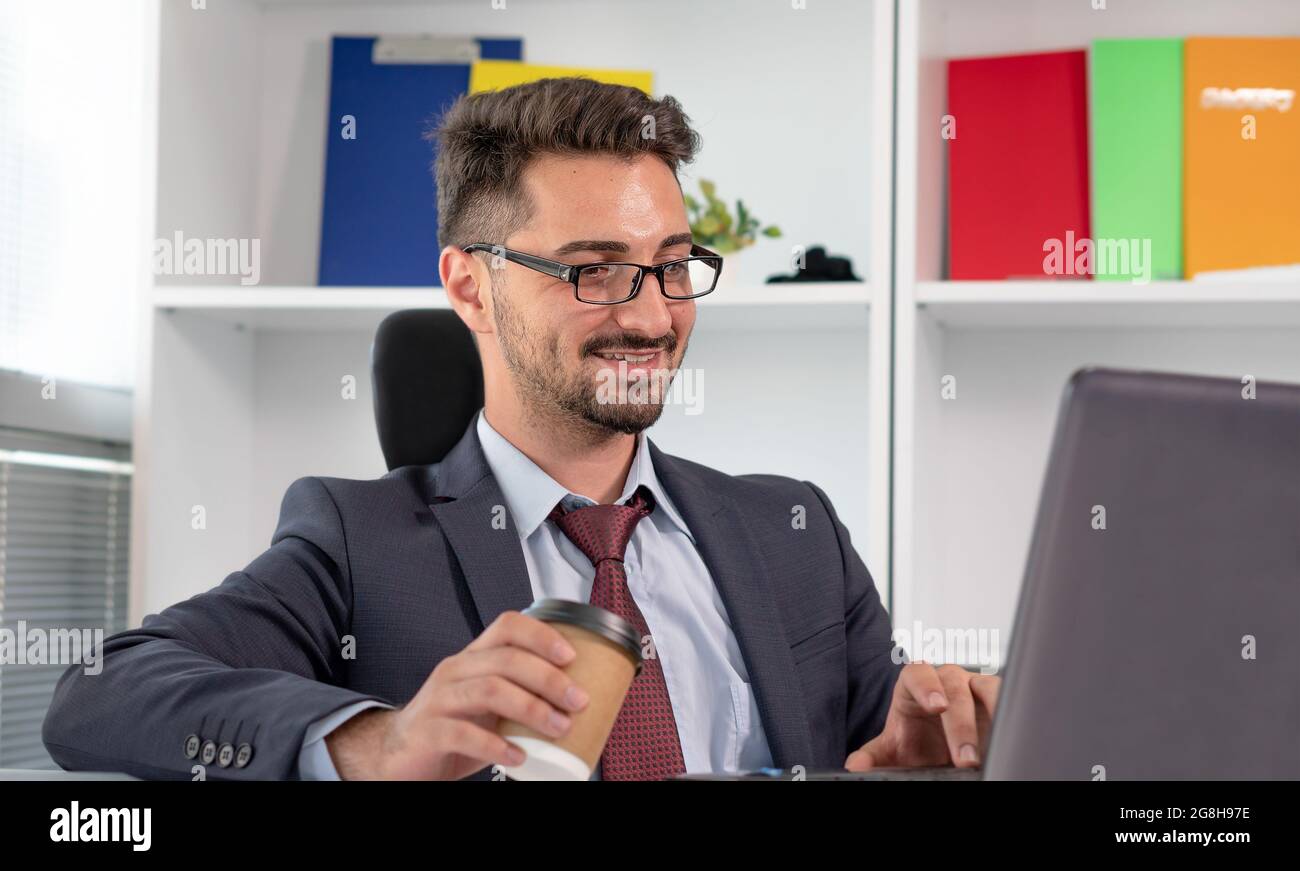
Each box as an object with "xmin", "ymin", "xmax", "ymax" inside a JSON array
[{"xmin": 523, "ymin": 599, "xmax": 643, "ymax": 672}]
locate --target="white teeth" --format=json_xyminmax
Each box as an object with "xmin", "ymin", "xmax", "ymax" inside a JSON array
[{"xmin": 597, "ymin": 352, "xmax": 655, "ymax": 362}]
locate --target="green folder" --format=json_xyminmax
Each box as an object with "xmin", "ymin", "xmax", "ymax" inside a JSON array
[{"xmin": 1090, "ymin": 39, "xmax": 1183, "ymax": 281}]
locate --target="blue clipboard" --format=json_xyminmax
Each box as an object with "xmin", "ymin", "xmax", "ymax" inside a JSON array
[{"xmin": 319, "ymin": 35, "xmax": 523, "ymax": 286}]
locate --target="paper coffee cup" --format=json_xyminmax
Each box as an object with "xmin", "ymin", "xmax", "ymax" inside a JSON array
[{"xmin": 495, "ymin": 599, "xmax": 642, "ymax": 781}]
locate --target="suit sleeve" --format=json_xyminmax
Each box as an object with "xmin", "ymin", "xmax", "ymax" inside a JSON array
[
  {"xmin": 42, "ymin": 476, "xmax": 393, "ymax": 780},
  {"xmin": 804, "ymin": 481, "xmax": 903, "ymax": 755}
]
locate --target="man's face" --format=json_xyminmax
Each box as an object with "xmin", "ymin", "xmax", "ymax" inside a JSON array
[{"xmin": 487, "ymin": 153, "xmax": 697, "ymax": 436}]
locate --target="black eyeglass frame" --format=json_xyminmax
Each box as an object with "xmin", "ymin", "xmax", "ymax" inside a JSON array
[{"xmin": 461, "ymin": 242, "xmax": 724, "ymax": 304}]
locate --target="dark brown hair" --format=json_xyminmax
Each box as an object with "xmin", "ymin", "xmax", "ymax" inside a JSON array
[{"xmin": 431, "ymin": 77, "xmax": 701, "ymax": 250}]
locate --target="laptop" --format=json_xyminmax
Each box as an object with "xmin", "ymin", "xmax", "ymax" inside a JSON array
[
  {"xmin": 985, "ymin": 367, "xmax": 1300, "ymax": 779},
  {"xmin": 682, "ymin": 367, "xmax": 1300, "ymax": 781}
]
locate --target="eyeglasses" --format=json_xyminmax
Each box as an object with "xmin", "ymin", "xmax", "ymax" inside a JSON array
[{"xmin": 461, "ymin": 243, "xmax": 724, "ymax": 305}]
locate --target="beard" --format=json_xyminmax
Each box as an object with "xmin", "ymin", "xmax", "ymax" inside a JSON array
[{"xmin": 492, "ymin": 281, "xmax": 681, "ymax": 436}]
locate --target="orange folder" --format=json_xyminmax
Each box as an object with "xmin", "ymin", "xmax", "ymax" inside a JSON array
[{"xmin": 1184, "ymin": 37, "xmax": 1300, "ymax": 277}]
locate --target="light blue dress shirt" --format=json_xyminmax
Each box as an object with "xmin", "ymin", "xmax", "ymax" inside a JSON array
[{"xmin": 298, "ymin": 410, "xmax": 772, "ymax": 779}]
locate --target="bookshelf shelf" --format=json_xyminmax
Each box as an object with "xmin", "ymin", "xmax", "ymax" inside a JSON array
[
  {"xmin": 150, "ymin": 282, "xmax": 872, "ymax": 331},
  {"xmin": 915, "ymin": 281, "xmax": 1300, "ymax": 329}
]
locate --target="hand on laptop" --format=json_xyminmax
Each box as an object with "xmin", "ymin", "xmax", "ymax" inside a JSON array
[{"xmin": 844, "ymin": 663, "xmax": 1000, "ymax": 771}]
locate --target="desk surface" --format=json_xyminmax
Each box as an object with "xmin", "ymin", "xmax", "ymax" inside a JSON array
[{"xmin": 0, "ymin": 768, "xmax": 140, "ymax": 781}]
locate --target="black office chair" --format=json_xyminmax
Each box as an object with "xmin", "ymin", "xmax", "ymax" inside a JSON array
[{"xmin": 371, "ymin": 309, "xmax": 483, "ymax": 471}]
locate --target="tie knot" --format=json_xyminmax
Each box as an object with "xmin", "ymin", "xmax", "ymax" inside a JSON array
[{"xmin": 548, "ymin": 486, "xmax": 655, "ymax": 565}]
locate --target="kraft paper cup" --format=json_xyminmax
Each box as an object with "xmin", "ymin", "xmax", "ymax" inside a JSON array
[{"xmin": 496, "ymin": 599, "xmax": 642, "ymax": 781}]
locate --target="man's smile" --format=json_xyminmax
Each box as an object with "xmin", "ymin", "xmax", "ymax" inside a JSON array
[{"xmin": 589, "ymin": 348, "xmax": 668, "ymax": 374}]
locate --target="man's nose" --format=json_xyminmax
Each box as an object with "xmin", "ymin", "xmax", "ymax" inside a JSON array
[{"xmin": 614, "ymin": 271, "xmax": 674, "ymax": 337}]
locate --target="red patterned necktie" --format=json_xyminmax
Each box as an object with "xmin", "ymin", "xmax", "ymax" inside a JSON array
[{"xmin": 547, "ymin": 485, "xmax": 687, "ymax": 780}]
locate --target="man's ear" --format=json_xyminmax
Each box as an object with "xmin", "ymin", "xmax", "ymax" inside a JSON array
[{"xmin": 439, "ymin": 245, "xmax": 494, "ymax": 335}]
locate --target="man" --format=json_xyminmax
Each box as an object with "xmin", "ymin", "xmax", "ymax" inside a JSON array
[{"xmin": 44, "ymin": 78, "xmax": 997, "ymax": 780}]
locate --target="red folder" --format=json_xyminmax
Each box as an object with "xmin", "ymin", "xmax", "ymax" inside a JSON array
[{"xmin": 947, "ymin": 50, "xmax": 1092, "ymax": 280}]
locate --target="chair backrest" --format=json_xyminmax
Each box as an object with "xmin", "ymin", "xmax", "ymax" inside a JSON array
[{"xmin": 370, "ymin": 308, "xmax": 483, "ymax": 470}]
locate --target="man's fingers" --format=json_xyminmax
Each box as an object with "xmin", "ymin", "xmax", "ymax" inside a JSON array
[
  {"xmin": 897, "ymin": 662, "xmax": 950, "ymax": 715},
  {"xmin": 845, "ymin": 738, "xmax": 885, "ymax": 772},
  {"xmin": 466, "ymin": 611, "xmax": 577, "ymax": 668},
  {"xmin": 438, "ymin": 646, "xmax": 589, "ymax": 714},
  {"xmin": 970, "ymin": 673, "xmax": 1000, "ymax": 751},
  {"xmin": 429, "ymin": 716, "xmax": 526, "ymax": 771},
  {"xmin": 936, "ymin": 666, "xmax": 981, "ymax": 767},
  {"xmin": 970, "ymin": 673, "xmax": 1000, "ymax": 715},
  {"xmin": 445, "ymin": 674, "xmax": 574, "ymax": 739}
]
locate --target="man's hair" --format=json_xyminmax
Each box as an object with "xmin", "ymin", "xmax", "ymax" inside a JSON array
[{"xmin": 431, "ymin": 77, "xmax": 701, "ymax": 250}]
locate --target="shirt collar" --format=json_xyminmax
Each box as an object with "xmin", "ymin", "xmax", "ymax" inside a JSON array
[{"xmin": 474, "ymin": 409, "xmax": 693, "ymax": 542}]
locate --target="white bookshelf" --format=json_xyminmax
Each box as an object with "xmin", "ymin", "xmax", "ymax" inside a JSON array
[
  {"xmin": 133, "ymin": 0, "xmax": 896, "ymax": 621},
  {"xmin": 892, "ymin": 0, "xmax": 1300, "ymax": 663}
]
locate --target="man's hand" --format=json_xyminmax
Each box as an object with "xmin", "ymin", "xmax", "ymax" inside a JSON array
[
  {"xmin": 844, "ymin": 663, "xmax": 1000, "ymax": 771},
  {"xmin": 326, "ymin": 611, "xmax": 590, "ymax": 780}
]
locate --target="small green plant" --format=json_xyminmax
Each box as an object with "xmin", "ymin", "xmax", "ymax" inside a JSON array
[{"xmin": 684, "ymin": 179, "xmax": 782, "ymax": 255}]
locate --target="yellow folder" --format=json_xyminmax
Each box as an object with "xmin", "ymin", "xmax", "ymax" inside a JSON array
[
  {"xmin": 1184, "ymin": 37, "xmax": 1300, "ymax": 276},
  {"xmin": 469, "ymin": 60, "xmax": 653, "ymax": 95}
]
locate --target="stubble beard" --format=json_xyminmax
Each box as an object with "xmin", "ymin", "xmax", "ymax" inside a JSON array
[{"xmin": 492, "ymin": 281, "xmax": 680, "ymax": 439}]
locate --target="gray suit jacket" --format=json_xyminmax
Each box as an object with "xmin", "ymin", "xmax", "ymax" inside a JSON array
[{"xmin": 43, "ymin": 418, "xmax": 901, "ymax": 779}]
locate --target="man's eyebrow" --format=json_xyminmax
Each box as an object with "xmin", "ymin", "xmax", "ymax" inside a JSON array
[{"xmin": 551, "ymin": 233, "xmax": 694, "ymax": 258}]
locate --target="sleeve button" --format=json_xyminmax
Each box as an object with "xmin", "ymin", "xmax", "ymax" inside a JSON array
[{"xmin": 200, "ymin": 740, "xmax": 217, "ymax": 765}]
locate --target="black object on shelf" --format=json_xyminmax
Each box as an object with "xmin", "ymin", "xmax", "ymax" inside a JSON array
[{"xmin": 765, "ymin": 246, "xmax": 861, "ymax": 283}]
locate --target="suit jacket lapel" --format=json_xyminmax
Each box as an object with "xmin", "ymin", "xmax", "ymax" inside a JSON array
[
  {"xmin": 424, "ymin": 418, "xmax": 535, "ymax": 631},
  {"xmin": 648, "ymin": 439, "xmax": 816, "ymax": 769}
]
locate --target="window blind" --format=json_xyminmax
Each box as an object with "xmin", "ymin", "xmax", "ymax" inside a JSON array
[{"xmin": 0, "ymin": 427, "xmax": 131, "ymax": 769}]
